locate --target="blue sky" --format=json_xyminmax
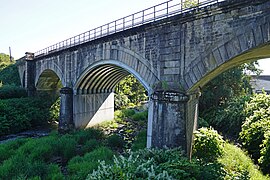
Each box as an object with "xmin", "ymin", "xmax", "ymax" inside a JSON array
[{"xmin": 0, "ymin": 0, "xmax": 269, "ymax": 74}]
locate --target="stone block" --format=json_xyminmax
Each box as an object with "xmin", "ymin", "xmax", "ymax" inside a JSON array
[{"xmin": 164, "ymin": 67, "xmax": 180, "ymax": 75}]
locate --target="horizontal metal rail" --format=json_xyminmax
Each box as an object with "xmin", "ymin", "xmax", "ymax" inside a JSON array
[{"xmin": 34, "ymin": 0, "xmax": 223, "ymax": 58}]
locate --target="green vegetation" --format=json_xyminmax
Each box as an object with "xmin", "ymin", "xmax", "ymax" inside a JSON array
[
  {"xmin": 193, "ymin": 127, "xmax": 225, "ymax": 162},
  {"xmin": 114, "ymin": 75, "xmax": 147, "ymax": 109},
  {"xmin": 0, "ymin": 84, "xmax": 27, "ymax": 99},
  {"xmin": 0, "ymin": 97, "xmax": 59, "ymax": 136},
  {"xmin": 87, "ymin": 127, "xmax": 268, "ymax": 180},
  {"xmin": 240, "ymin": 92, "xmax": 270, "ymax": 173},
  {"xmin": 0, "ymin": 53, "xmax": 20, "ymax": 86},
  {"xmin": 0, "ymin": 128, "xmax": 113, "ymax": 179},
  {"xmin": 220, "ymin": 143, "xmax": 267, "ymax": 180},
  {"xmin": 0, "ymin": 51, "xmax": 268, "ymax": 178}
]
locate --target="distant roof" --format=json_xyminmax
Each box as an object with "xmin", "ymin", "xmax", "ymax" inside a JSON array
[{"xmin": 251, "ymin": 75, "xmax": 270, "ymax": 81}]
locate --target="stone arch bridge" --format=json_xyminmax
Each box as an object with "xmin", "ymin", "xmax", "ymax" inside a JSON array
[{"xmin": 17, "ymin": 0, "xmax": 270, "ymax": 156}]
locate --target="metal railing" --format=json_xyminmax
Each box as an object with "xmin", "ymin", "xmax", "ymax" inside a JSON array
[{"xmin": 34, "ymin": 0, "xmax": 223, "ymax": 58}]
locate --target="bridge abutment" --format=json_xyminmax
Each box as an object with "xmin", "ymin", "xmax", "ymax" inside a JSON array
[{"xmin": 59, "ymin": 87, "xmax": 74, "ymax": 133}]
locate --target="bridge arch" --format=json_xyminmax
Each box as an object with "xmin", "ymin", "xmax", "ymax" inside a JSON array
[
  {"xmin": 74, "ymin": 60, "xmax": 152, "ymax": 94},
  {"xmin": 73, "ymin": 59, "xmax": 155, "ymax": 143},
  {"xmin": 35, "ymin": 69, "xmax": 63, "ymax": 98},
  {"xmin": 35, "ymin": 60, "xmax": 65, "ymax": 87},
  {"xmin": 183, "ymin": 20, "xmax": 270, "ymax": 92}
]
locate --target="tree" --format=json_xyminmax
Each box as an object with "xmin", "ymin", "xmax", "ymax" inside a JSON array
[
  {"xmin": 0, "ymin": 53, "xmax": 20, "ymax": 86},
  {"xmin": 0, "ymin": 53, "xmax": 13, "ymax": 70},
  {"xmin": 114, "ymin": 75, "xmax": 147, "ymax": 109},
  {"xmin": 199, "ymin": 62, "xmax": 261, "ymax": 112}
]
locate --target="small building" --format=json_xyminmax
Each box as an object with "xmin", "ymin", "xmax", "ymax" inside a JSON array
[{"xmin": 250, "ymin": 75, "xmax": 270, "ymax": 94}]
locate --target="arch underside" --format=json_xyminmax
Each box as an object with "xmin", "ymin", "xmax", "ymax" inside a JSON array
[
  {"xmin": 76, "ymin": 64, "xmax": 130, "ymax": 95},
  {"xmin": 36, "ymin": 69, "xmax": 62, "ymax": 91},
  {"xmin": 187, "ymin": 43, "xmax": 270, "ymax": 92}
]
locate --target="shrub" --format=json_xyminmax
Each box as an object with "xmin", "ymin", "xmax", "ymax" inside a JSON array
[
  {"xmin": 0, "ymin": 84, "xmax": 27, "ymax": 99},
  {"xmin": 0, "ymin": 138, "xmax": 28, "ymax": 163},
  {"xmin": 106, "ymin": 134, "xmax": 125, "ymax": 149},
  {"xmin": 259, "ymin": 131, "xmax": 270, "ymax": 174},
  {"xmin": 0, "ymin": 64, "xmax": 21, "ymax": 86},
  {"xmin": 18, "ymin": 139, "xmax": 54, "ymax": 162},
  {"xmin": 193, "ymin": 127, "xmax": 225, "ymax": 162},
  {"xmin": 0, "ymin": 152, "xmax": 48, "ymax": 179},
  {"xmin": 0, "ymin": 97, "xmax": 54, "ymax": 135},
  {"xmin": 121, "ymin": 109, "xmax": 136, "ymax": 118},
  {"xmin": 68, "ymin": 146, "xmax": 114, "ymax": 179},
  {"xmin": 197, "ymin": 117, "xmax": 209, "ymax": 128},
  {"xmin": 81, "ymin": 139, "xmax": 100, "ymax": 154},
  {"xmin": 56, "ymin": 134, "xmax": 77, "ymax": 160},
  {"xmin": 49, "ymin": 97, "xmax": 60, "ymax": 122},
  {"xmin": 131, "ymin": 130, "xmax": 147, "ymax": 151},
  {"xmin": 200, "ymin": 95, "xmax": 249, "ymax": 138},
  {"xmin": 87, "ymin": 148, "xmax": 226, "ymax": 180},
  {"xmin": 46, "ymin": 164, "xmax": 64, "ymax": 180},
  {"xmin": 240, "ymin": 92, "xmax": 270, "ymax": 161},
  {"xmin": 75, "ymin": 128, "xmax": 104, "ymax": 144},
  {"xmin": 131, "ymin": 111, "xmax": 148, "ymax": 122},
  {"xmin": 219, "ymin": 143, "xmax": 267, "ymax": 180}
]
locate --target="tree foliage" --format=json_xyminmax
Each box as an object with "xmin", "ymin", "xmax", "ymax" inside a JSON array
[
  {"xmin": 0, "ymin": 53, "xmax": 13, "ymax": 70},
  {"xmin": 199, "ymin": 63, "xmax": 260, "ymax": 112},
  {"xmin": 193, "ymin": 127, "xmax": 225, "ymax": 162},
  {"xmin": 0, "ymin": 53, "xmax": 20, "ymax": 86},
  {"xmin": 239, "ymin": 92, "xmax": 270, "ymax": 164},
  {"xmin": 114, "ymin": 75, "xmax": 147, "ymax": 109}
]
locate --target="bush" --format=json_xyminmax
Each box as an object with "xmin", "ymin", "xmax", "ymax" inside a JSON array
[
  {"xmin": 197, "ymin": 117, "xmax": 209, "ymax": 128},
  {"xmin": 81, "ymin": 139, "xmax": 100, "ymax": 154},
  {"xmin": 0, "ymin": 64, "xmax": 21, "ymax": 86},
  {"xmin": 259, "ymin": 131, "xmax": 270, "ymax": 174},
  {"xmin": 68, "ymin": 146, "xmax": 114, "ymax": 179},
  {"xmin": 0, "ymin": 84, "xmax": 27, "ymax": 99},
  {"xmin": 219, "ymin": 143, "xmax": 267, "ymax": 180},
  {"xmin": 131, "ymin": 130, "xmax": 147, "ymax": 151},
  {"xmin": 131, "ymin": 111, "xmax": 148, "ymax": 122},
  {"xmin": 193, "ymin": 127, "xmax": 225, "ymax": 162},
  {"xmin": 200, "ymin": 95, "xmax": 249, "ymax": 138},
  {"xmin": 106, "ymin": 134, "xmax": 125, "ymax": 149},
  {"xmin": 75, "ymin": 128, "xmax": 104, "ymax": 144},
  {"xmin": 87, "ymin": 148, "xmax": 226, "ymax": 180},
  {"xmin": 121, "ymin": 109, "xmax": 136, "ymax": 118},
  {"xmin": 49, "ymin": 97, "xmax": 60, "ymax": 122},
  {"xmin": 0, "ymin": 138, "xmax": 27, "ymax": 163},
  {"xmin": 56, "ymin": 134, "xmax": 77, "ymax": 160},
  {"xmin": 240, "ymin": 92, "xmax": 270, "ymax": 161},
  {"xmin": 0, "ymin": 97, "xmax": 53, "ymax": 135}
]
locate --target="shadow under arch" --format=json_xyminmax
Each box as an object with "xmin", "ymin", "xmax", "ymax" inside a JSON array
[{"xmin": 36, "ymin": 69, "xmax": 63, "ymax": 99}]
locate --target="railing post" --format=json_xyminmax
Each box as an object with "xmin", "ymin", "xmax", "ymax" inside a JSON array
[
  {"xmin": 132, "ymin": 14, "xmax": 134, "ymax": 27},
  {"xmin": 154, "ymin": 6, "xmax": 156, "ymax": 20},
  {"xmin": 142, "ymin": 10, "xmax": 144, "ymax": 23},
  {"xmin": 100, "ymin": 26, "xmax": 102, "ymax": 36},
  {"xmin": 123, "ymin": 18, "xmax": 125, "ymax": 30},
  {"xmin": 167, "ymin": 1, "xmax": 169, "ymax": 17}
]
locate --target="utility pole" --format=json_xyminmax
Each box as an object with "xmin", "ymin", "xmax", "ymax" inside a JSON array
[{"xmin": 9, "ymin": 47, "xmax": 12, "ymax": 62}]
